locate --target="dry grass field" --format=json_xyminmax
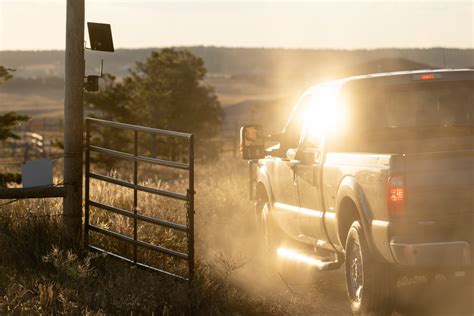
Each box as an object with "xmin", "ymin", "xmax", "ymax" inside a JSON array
[
  {"xmin": 0, "ymin": 92, "xmax": 63, "ymax": 119},
  {"xmin": 0, "ymin": 158, "xmax": 304, "ymax": 315},
  {"xmin": 1, "ymin": 157, "xmax": 472, "ymax": 315}
]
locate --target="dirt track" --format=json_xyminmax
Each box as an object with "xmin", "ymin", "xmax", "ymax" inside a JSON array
[
  {"xmin": 235, "ymin": 254, "xmax": 473, "ymax": 316},
  {"xmin": 206, "ymin": 214, "xmax": 473, "ymax": 316}
]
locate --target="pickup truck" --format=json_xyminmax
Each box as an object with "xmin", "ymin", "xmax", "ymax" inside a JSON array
[{"xmin": 240, "ymin": 69, "xmax": 473, "ymax": 315}]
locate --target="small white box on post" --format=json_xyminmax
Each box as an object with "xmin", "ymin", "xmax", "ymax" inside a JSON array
[{"xmin": 21, "ymin": 159, "xmax": 53, "ymax": 188}]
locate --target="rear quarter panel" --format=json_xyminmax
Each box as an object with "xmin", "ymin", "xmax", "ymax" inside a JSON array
[
  {"xmin": 323, "ymin": 152, "xmax": 395, "ymax": 261},
  {"xmin": 324, "ymin": 152, "xmax": 391, "ymax": 220}
]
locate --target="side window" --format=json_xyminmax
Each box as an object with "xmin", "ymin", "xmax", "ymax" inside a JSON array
[
  {"xmin": 303, "ymin": 124, "xmax": 322, "ymax": 149},
  {"xmin": 283, "ymin": 94, "xmax": 313, "ymax": 148}
]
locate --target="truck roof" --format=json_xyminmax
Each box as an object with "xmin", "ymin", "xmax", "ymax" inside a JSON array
[{"xmin": 307, "ymin": 68, "xmax": 474, "ymax": 92}]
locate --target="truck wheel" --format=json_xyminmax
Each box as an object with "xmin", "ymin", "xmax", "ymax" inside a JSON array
[
  {"xmin": 256, "ymin": 199, "xmax": 279, "ymax": 260},
  {"xmin": 345, "ymin": 221, "xmax": 396, "ymax": 315}
]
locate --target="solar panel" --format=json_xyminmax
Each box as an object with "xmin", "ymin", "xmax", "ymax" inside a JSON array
[{"xmin": 87, "ymin": 22, "xmax": 114, "ymax": 52}]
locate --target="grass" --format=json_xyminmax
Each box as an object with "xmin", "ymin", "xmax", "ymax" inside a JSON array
[
  {"xmin": 0, "ymin": 158, "xmax": 305, "ymax": 315},
  {"xmin": 2, "ymin": 157, "xmax": 472, "ymax": 315}
]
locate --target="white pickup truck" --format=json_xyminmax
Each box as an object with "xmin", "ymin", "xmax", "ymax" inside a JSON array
[{"xmin": 240, "ymin": 69, "xmax": 473, "ymax": 315}]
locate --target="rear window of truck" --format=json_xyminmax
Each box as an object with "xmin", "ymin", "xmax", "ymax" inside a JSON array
[{"xmin": 354, "ymin": 81, "xmax": 473, "ymax": 129}]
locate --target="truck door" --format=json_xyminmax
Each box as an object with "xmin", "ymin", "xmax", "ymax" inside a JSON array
[
  {"xmin": 272, "ymin": 157, "xmax": 300, "ymax": 238},
  {"xmin": 272, "ymin": 94, "xmax": 313, "ymax": 239},
  {"xmin": 295, "ymin": 127, "xmax": 327, "ymax": 243},
  {"xmin": 295, "ymin": 83, "xmax": 345, "ymax": 246}
]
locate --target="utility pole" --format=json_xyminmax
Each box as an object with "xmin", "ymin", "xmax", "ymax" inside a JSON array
[{"xmin": 64, "ymin": 0, "xmax": 85, "ymax": 241}]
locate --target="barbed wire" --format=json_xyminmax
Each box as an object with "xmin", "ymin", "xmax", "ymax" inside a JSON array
[{"xmin": 0, "ymin": 199, "xmax": 19, "ymax": 208}]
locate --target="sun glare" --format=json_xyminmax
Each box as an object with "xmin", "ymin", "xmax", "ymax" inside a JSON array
[
  {"xmin": 277, "ymin": 247, "xmax": 325, "ymax": 267},
  {"xmin": 304, "ymin": 84, "xmax": 346, "ymax": 141}
]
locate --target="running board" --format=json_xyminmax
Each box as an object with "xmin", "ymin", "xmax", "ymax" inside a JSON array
[
  {"xmin": 315, "ymin": 259, "xmax": 342, "ymax": 271},
  {"xmin": 276, "ymin": 247, "xmax": 343, "ymax": 271}
]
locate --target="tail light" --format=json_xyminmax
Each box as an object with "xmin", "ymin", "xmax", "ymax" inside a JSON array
[{"xmin": 387, "ymin": 175, "xmax": 405, "ymax": 218}]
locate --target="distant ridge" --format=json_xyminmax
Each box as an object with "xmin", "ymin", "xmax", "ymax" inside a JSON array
[{"xmin": 0, "ymin": 47, "xmax": 472, "ymax": 79}]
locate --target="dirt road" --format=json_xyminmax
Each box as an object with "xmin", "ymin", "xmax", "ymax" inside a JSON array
[
  {"xmin": 205, "ymin": 212, "xmax": 473, "ymax": 315},
  {"xmin": 234, "ymin": 253, "xmax": 473, "ymax": 315}
]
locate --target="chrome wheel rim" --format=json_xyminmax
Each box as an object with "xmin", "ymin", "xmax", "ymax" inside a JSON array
[{"xmin": 349, "ymin": 241, "xmax": 363, "ymax": 302}]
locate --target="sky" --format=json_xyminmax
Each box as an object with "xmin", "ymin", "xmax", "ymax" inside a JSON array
[{"xmin": 0, "ymin": 0, "xmax": 472, "ymax": 51}]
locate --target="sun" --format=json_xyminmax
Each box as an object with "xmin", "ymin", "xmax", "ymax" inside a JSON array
[{"xmin": 304, "ymin": 83, "xmax": 347, "ymax": 143}]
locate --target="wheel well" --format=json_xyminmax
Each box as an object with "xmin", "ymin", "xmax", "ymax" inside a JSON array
[{"xmin": 338, "ymin": 197, "xmax": 359, "ymax": 247}]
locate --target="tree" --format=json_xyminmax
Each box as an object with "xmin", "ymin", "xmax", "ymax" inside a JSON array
[
  {"xmin": 0, "ymin": 65, "xmax": 13, "ymax": 82},
  {"xmin": 0, "ymin": 66, "xmax": 29, "ymax": 140},
  {"xmin": 0, "ymin": 112, "xmax": 29, "ymax": 141},
  {"xmin": 0, "ymin": 66, "xmax": 29, "ymax": 187},
  {"xmin": 85, "ymin": 48, "xmax": 223, "ymax": 160}
]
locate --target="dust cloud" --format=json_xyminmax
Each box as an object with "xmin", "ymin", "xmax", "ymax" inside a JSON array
[{"xmin": 195, "ymin": 160, "xmax": 473, "ymax": 315}]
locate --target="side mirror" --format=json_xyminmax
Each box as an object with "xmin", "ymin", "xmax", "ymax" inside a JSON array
[{"xmin": 240, "ymin": 125, "xmax": 265, "ymax": 160}]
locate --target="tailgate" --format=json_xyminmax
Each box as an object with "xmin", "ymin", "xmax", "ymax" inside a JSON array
[{"xmin": 401, "ymin": 150, "xmax": 474, "ymax": 246}]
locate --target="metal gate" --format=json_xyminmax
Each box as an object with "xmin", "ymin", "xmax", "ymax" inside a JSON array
[{"xmin": 84, "ymin": 118, "xmax": 194, "ymax": 281}]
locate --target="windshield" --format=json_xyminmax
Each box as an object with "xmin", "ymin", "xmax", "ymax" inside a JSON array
[{"xmin": 353, "ymin": 81, "xmax": 473, "ymax": 129}]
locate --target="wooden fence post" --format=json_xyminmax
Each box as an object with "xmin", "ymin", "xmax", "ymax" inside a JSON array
[{"xmin": 63, "ymin": 0, "xmax": 85, "ymax": 242}]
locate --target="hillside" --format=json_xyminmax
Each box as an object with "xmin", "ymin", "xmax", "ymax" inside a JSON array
[
  {"xmin": 1, "ymin": 47, "xmax": 472, "ymax": 79},
  {"xmin": 0, "ymin": 47, "xmax": 472, "ymax": 134}
]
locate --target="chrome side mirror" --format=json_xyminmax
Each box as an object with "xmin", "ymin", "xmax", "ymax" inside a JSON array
[{"xmin": 240, "ymin": 125, "xmax": 265, "ymax": 160}]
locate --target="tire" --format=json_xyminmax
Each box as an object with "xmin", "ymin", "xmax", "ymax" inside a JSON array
[
  {"xmin": 345, "ymin": 221, "xmax": 396, "ymax": 315},
  {"xmin": 255, "ymin": 195, "xmax": 279, "ymax": 261}
]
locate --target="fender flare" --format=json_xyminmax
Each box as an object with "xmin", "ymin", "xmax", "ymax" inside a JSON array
[
  {"xmin": 255, "ymin": 165, "xmax": 275, "ymax": 207},
  {"xmin": 335, "ymin": 176, "xmax": 381, "ymax": 259}
]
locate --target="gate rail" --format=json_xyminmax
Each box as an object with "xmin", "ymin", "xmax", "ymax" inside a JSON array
[{"xmin": 85, "ymin": 118, "xmax": 194, "ymax": 281}]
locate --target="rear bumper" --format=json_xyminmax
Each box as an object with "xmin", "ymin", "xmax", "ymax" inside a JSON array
[{"xmin": 390, "ymin": 241, "xmax": 471, "ymax": 268}]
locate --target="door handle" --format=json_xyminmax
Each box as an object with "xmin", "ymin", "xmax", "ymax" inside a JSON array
[{"xmin": 289, "ymin": 161, "xmax": 298, "ymax": 184}]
